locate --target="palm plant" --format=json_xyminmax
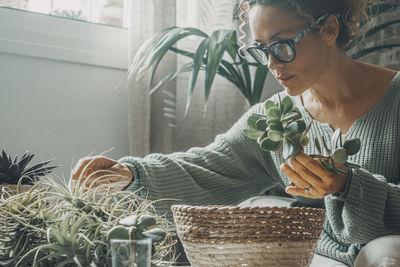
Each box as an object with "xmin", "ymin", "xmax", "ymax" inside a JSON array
[{"xmin": 129, "ymin": 27, "xmax": 269, "ymax": 114}]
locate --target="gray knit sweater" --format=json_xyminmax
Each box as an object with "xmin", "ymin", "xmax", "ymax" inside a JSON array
[{"xmin": 119, "ymin": 71, "xmax": 400, "ymax": 266}]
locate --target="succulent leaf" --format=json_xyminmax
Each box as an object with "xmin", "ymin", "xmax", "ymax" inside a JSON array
[
  {"xmin": 264, "ymin": 100, "xmax": 276, "ymax": 111},
  {"xmin": 282, "ymin": 140, "xmax": 302, "ymax": 160},
  {"xmin": 244, "ymin": 128, "xmax": 264, "ymax": 140},
  {"xmin": 119, "ymin": 215, "xmax": 138, "ymax": 226},
  {"xmin": 257, "ymin": 132, "xmax": 268, "ymax": 144},
  {"xmin": 267, "ymin": 118, "xmax": 280, "ymax": 124},
  {"xmin": 343, "ymin": 138, "xmax": 361, "ymax": 155},
  {"xmin": 247, "ymin": 114, "xmax": 266, "ymax": 130},
  {"xmin": 332, "ymin": 148, "xmax": 348, "ymax": 164},
  {"xmin": 321, "ymin": 136, "xmax": 332, "ymax": 156},
  {"xmin": 260, "ymin": 138, "xmax": 282, "ymax": 152},
  {"xmin": 281, "ymin": 112, "xmax": 301, "ymax": 122},
  {"xmin": 137, "ymin": 214, "xmax": 157, "ymax": 230},
  {"xmin": 255, "ymin": 119, "xmax": 268, "ymax": 131},
  {"xmin": 281, "ymin": 96, "xmax": 294, "ymax": 114},
  {"xmin": 268, "ymin": 122, "xmax": 283, "ymax": 132},
  {"xmin": 283, "ymin": 122, "xmax": 299, "ymax": 138},
  {"xmin": 268, "ymin": 130, "xmax": 283, "ymax": 142},
  {"xmin": 331, "ymin": 129, "xmax": 341, "ymax": 151},
  {"xmin": 314, "ymin": 137, "xmax": 322, "ymax": 155},
  {"xmin": 266, "ymin": 107, "xmax": 281, "ymax": 120},
  {"xmin": 142, "ymin": 228, "xmax": 166, "ymax": 243},
  {"xmin": 107, "ymin": 226, "xmax": 130, "ymax": 243},
  {"xmin": 296, "ymin": 120, "xmax": 306, "ymax": 133}
]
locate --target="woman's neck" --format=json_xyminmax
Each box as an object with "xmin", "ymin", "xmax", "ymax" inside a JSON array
[{"xmin": 304, "ymin": 52, "xmax": 364, "ymax": 111}]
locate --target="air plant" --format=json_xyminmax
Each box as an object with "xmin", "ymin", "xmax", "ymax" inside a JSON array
[
  {"xmin": 0, "ymin": 173, "xmax": 175, "ymax": 267},
  {"xmin": 245, "ymin": 96, "xmax": 361, "ymax": 174}
]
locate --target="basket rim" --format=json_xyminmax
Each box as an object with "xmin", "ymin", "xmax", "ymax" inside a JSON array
[{"xmin": 171, "ymin": 204, "xmax": 325, "ymax": 213}]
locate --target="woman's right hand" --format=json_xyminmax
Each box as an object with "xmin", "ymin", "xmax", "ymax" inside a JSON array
[{"xmin": 71, "ymin": 156, "xmax": 133, "ymax": 191}]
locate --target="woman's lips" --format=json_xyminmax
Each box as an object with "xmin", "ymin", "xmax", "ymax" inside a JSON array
[{"xmin": 277, "ymin": 75, "xmax": 295, "ymax": 85}]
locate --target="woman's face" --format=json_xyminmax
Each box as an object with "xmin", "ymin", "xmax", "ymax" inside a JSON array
[{"xmin": 248, "ymin": 4, "xmax": 329, "ymax": 95}]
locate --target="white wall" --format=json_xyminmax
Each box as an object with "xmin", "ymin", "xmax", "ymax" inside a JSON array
[
  {"xmin": 0, "ymin": 52, "xmax": 129, "ymax": 178},
  {"xmin": 0, "ymin": 8, "xmax": 129, "ymax": 179}
]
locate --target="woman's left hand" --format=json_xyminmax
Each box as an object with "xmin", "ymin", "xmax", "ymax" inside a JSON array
[{"xmin": 280, "ymin": 152, "xmax": 349, "ymax": 199}]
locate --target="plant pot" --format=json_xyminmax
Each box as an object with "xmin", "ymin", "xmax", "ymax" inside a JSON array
[
  {"xmin": 172, "ymin": 205, "xmax": 325, "ymax": 267},
  {"xmin": 0, "ymin": 0, "xmax": 29, "ymax": 9}
]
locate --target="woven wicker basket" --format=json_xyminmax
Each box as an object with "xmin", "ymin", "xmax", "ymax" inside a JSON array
[{"xmin": 171, "ymin": 205, "xmax": 325, "ymax": 267}]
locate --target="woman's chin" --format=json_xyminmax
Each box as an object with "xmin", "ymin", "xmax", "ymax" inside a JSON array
[{"xmin": 284, "ymin": 86, "xmax": 303, "ymax": 97}]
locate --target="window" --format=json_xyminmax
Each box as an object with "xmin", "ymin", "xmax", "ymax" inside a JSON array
[{"xmin": 0, "ymin": 0, "xmax": 128, "ymax": 27}]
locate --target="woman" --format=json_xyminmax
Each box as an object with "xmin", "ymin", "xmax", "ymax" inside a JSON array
[{"xmin": 72, "ymin": 0, "xmax": 400, "ymax": 266}]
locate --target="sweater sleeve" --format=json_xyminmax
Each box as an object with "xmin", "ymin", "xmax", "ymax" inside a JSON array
[
  {"xmin": 118, "ymin": 103, "xmax": 281, "ymax": 217},
  {"xmin": 325, "ymin": 167, "xmax": 400, "ymax": 244}
]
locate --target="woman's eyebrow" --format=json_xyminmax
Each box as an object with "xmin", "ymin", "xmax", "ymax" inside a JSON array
[{"xmin": 268, "ymin": 29, "xmax": 296, "ymax": 41}]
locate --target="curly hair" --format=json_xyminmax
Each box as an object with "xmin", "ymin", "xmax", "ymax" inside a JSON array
[{"xmin": 238, "ymin": 0, "xmax": 374, "ymax": 56}]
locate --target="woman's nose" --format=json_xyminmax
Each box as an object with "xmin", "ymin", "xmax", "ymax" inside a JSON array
[{"xmin": 267, "ymin": 55, "xmax": 285, "ymax": 70}]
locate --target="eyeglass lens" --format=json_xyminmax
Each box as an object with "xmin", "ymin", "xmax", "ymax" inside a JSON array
[{"xmin": 249, "ymin": 42, "xmax": 294, "ymax": 65}]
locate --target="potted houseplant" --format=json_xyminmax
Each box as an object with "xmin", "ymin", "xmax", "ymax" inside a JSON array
[{"xmin": 0, "ymin": 150, "xmax": 57, "ymax": 194}]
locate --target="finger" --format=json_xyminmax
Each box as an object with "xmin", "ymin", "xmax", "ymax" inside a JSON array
[
  {"xmin": 285, "ymin": 186, "xmax": 325, "ymax": 199},
  {"xmin": 294, "ymin": 153, "xmax": 330, "ymax": 180},
  {"xmin": 289, "ymin": 157, "xmax": 324, "ymax": 187},
  {"xmin": 280, "ymin": 163, "xmax": 310, "ymax": 189}
]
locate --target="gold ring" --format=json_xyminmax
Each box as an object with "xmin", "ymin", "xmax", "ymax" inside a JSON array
[{"xmin": 304, "ymin": 185, "xmax": 313, "ymax": 193}]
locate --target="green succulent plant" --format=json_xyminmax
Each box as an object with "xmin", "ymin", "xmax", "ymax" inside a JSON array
[
  {"xmin": 314, "ymin": 129, "xmax": 361, "ymax": 175},
  {"xmin": 0, "ymin": 175, "xmax": 174, "ymax": 267},
  {"xmin": 245, "ymin": 97, "xmax": 362, "ymax": 175},
  {"xmin": 0, "ymin": 150, "xmax": 57, "ymax": 185},
  {"xmin": 245, "ymin": 95, "xmax": 311, "ymax": 161}
]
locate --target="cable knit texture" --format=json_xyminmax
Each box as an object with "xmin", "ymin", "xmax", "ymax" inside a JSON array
[{"xmin": 119, "ymin": 71, "xmax": 400, "ymax": 266}]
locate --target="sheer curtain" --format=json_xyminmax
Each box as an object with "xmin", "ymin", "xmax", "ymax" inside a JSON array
[{"xmin": 127, "ymin": 0, "xmax": 252, "ymax": 156}]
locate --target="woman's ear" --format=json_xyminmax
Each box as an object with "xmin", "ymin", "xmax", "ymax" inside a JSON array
[{"xmin": 320, "ymin": 15, "xmax": 340, "ymax": 46}]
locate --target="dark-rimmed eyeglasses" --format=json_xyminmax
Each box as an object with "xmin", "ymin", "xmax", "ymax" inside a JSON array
[{"xmin": 246, "ymin": 13, "xmax": 331, "ymax": 65}]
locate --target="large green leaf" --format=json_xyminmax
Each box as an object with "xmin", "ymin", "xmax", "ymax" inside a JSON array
[
  {"xmin": 251, "ymin": 65, "xmax": 269, "ymax": 105},
  {"xmin": 149, "ymin": 62, "xmax": 192, "ymax": 94},
  {"xmin": 136, "ymin": 27, "xmax": 208, "ymax": 80},
  {"xmin": 185, "ymin": 38, "xmax": 210, "ymax": 115},
  {"xmin": 204, "ymin": 30, "xmax": 235, "ymax": 104},
  {"xmin": 241, "ymin": 61, "xmax": 252, "ymax": 101}
]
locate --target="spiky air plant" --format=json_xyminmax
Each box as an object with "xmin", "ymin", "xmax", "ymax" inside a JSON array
[
  {"xmin": 0, "ymin": 171, "xmax": 175, "ymax": 267},
  {"xmin": 0, "ymin": 150, "xmax": 57, "ymax": 185},
  {"xmin": 245, "ymin": 96, "xmax": 361, "ymax": 174}
]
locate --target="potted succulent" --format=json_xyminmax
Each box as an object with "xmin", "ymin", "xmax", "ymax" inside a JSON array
[
  {"xmin": 0, "ymin": 150, "xmax": 57, "ymax": 193},
  {"xmin": 245, "ymin": 96, "xmax": 361, "ymax": 174},
  {"xmin": 0, "ymin": 172, "xmax": 174, "ymax": 266}
]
